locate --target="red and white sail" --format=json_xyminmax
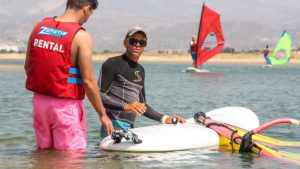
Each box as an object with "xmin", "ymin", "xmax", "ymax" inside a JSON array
[{"xmin": 195, "ymin": 5, "xmax": 225, "ymax": 68}]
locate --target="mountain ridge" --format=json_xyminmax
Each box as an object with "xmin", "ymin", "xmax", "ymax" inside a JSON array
[{"xmin": 0, "ymin": 0, "xmax": 299, "ymax": 52}]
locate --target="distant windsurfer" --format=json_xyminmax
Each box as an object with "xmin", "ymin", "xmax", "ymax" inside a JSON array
[
  {"xmin": 189, "ymin": 35, "xmax": 197, "ymax": 68},
  {"xmin": 263, "ymin": 45, "xmax": 271, "ymax": 65}
]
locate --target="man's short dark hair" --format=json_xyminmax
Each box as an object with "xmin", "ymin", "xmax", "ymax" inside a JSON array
[{"xmin": 67, "ymin": 0, "xmax": 98, "ymax": 10}]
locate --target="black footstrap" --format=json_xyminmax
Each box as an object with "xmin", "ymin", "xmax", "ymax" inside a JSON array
[
  {"xmin": 194, "ymin": 112, "xmax": 208, "ymax": 125},
  {"xmin": 239, "ymin": 131, "xmax": 254, "ymax": 153},
  {"xmin": 111, "ymin": 129, "xmax": 142, "ymax": 144}
]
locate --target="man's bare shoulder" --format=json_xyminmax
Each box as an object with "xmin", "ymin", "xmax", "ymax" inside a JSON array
[
  {"xmin": 71, "ymin": 29, "xmax": 93, "ymax": 65},
  {"xmin": 74, "ymin": 29, "xmax": 92, "ymax": 42}
]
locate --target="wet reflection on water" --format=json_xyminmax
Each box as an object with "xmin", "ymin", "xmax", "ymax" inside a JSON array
[
  {"xmin": 29, "ymin": 149, "xmax": 87, "ymax": 169},
  {"xmin": 1, "ymin": 62, "xmax": 300, "ymax": 168}
]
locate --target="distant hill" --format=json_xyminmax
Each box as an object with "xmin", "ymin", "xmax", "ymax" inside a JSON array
[{"xmin": 0, "ymin": 0, "xmax": 299, "ymax": 52}]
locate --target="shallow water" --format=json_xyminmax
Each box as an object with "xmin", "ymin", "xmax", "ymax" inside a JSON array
[{"xmin": 0, "ymin": 60, "xmax": 300, "ymax": 168}]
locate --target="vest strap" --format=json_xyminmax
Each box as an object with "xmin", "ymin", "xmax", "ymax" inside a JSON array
[
  {"xmin": 68, "ymin": 77, "xmax": 83, "ymax": 84},
  {"xmin": 69, "ymin": 68, "xmax": 80, "ymax": 75}
]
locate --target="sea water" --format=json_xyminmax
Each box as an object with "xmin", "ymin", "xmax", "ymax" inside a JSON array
[{"xmin": 0, "ymin": 60, "xmax": 300, "ymax": 169}]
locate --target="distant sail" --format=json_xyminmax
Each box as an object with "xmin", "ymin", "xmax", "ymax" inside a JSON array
[
  {"xmin": 195, "ymin": 5, "xmax": 225, "ymax": 68},
  {"xmin": 269, "ymin": 31, "xmax": 292, "ymax": 65}
]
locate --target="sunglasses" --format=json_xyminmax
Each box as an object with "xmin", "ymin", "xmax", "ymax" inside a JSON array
[{"xmin": 128, "ymin": 38, "xmax": 147, "ymax": 47}]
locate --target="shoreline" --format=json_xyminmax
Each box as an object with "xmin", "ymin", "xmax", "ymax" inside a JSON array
[{"xmin": 1, "ymin": 51, "xmax": 300, "ymax": 65}]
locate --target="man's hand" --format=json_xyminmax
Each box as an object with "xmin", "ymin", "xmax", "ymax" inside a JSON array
[
  {"xmin": 100, "ymin": 115, "xmax": 115, "ymax": 135},
  {"xmin": 123, "ymin": 102, "xmax": 147, "ymax": 116},
  {"xmin": 165, "ymin": 115, "xmax": 186, "ymax": 124}
]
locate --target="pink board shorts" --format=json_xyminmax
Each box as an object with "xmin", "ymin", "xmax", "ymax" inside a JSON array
[{"xmin": 32, "ymin": 93, "xmax": 86, "ymax": 150}]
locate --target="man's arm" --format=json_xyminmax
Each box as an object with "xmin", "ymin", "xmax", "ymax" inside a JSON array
[
  {"xmin": 143, "ymin": 104, "xmax": 163, "ymax": 122},
  {"xmin": 74, "ymin": 30, "xmax": 114, "ymax": 135},
  {"xmin": 143, "ymin": 104, "xmax": 186, "ymax": 124}
]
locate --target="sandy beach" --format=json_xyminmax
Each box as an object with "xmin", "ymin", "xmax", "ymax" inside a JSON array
[
  {"xmin": 1, "ymin": 51, "xmax": 300, "ymax": 70},
  {"xmin": 96, "ymin": 51, "xmax": 300, "ymax": 64}
]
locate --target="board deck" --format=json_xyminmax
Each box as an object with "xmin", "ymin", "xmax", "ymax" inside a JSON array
[
  {"xmin": 100, "ymin": 106, "xmax": 259, "ymax": 152},
  {"xmin": 184, "ymin": 67, "xmax": 210, "ymax": 73},
  {"xmin": 262, "ymin": 64, "xmax": 272, "ymax": 68},
  {"xmin": 100, "ymin": 123, "xmax": 219, "ymax": 152}
]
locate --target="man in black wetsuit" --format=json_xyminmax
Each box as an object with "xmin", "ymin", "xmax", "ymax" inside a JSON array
[{"xmin": 97, "ymin": 26, "xmax": 186, "ymax": 137}]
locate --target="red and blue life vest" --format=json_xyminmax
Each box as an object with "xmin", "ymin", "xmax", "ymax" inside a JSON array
[
  {"xmin": 25, "ymin": 17, "xmax": 85, "ymax": 99},
  {"xmin": 190, "ymin": 42, "xmax": 197, "ymax": 52}
]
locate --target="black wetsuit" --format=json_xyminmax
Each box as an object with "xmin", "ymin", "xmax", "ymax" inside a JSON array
[{"xmin": 97, "ymin": 54, "xmax": 163, "ymax": 125}]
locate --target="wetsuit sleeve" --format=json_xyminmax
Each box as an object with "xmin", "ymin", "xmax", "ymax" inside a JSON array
[
  {"xmin": 97, "ymin": 59, "xmax": 125, "ymax": 110},
  {"xmin": 99, "ymin": 93, "xmax": 124, "ymax": 110},
  {"xmin": 143, "ymin": 104, "xmax": 163, "ymax": 122}
]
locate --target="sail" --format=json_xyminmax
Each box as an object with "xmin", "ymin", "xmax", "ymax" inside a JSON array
[
  {"xmin": 195, "ymin": 5, "xmax": 225, "ymax": 68},
  {"xmin": 269, "ymin": 31, "xmax": 292, "ymax": 65}
]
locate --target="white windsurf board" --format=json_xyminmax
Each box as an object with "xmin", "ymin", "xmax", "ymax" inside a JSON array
[{"xmin": 100, "ymin": 106, "xmax": 259, "ymax": 152}]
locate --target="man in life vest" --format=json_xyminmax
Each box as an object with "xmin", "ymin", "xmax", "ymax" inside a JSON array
[
  {"xmin": 190, "ymin": 35, "xmax": 197, "ymax": 67},
  {"xmin": 24, "ymin": 0, "xmax": 114, "ymax": 150},
  {"xmin": 263, "ymin": 45, "xmax": 271, "ymax": 65}
]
